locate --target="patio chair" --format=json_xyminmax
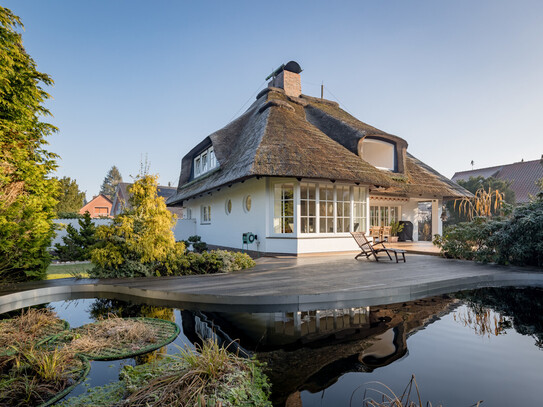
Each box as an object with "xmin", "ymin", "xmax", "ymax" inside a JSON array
[
  {"xmin": 369, "ymin": 227, "xmax": 381, "ymax": 241},
  {"xmin": 350, "ymin": 232, "xmax": 406, "ymax": 263},
  {"xmin": 382, "ymin": 226, "xmax": 392, "ymax": 242}
]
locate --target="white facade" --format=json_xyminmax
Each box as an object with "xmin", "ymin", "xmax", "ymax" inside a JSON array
[
  {"xmin": 179, "ymin": 177, "xmax": 373, "ymax": 255},
  {"xmin": 176, "ymin": 177, "xmax": 444, "ymax": 255}
]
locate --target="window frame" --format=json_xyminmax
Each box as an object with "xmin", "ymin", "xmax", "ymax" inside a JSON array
[
  {"xmin": 193, "ymin": 146, "xmax": 218, "ymax": 178},
  {"xmin": 270, "ymin": 179, "xmax": 369, "ymax": 237},
  {"xmin": 200, "ymin": 204, "xmax": 211, "ymax": 224},
  {"xmin": 361, "ymin": 138, "xmax": 397, "ymax": 172}
]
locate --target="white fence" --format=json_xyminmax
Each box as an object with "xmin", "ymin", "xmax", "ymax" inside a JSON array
[
  {"xmin": 51, "ymin": 218, "xmax": 112, "ymax": 247},
  {"xmin": 52, "ymin": 218, "xmax": 196, "ymax": 248},
  {"xmin": 173, "ymin": 219, "xmax": 197, "ymax": 241}
]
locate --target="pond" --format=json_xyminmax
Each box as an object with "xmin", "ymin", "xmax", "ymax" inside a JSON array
[{"xmin": 2, "ymin": 287, "xmax": 543, "ymax": 406}]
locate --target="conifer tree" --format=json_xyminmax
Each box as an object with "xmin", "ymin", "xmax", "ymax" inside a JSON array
[
  {"xmin": 56, "ymin": 176, "xmax": 86, "ymax": 215},
  {"xmin": 0, "ymin": 7, "xmax": 58, "ymax": 281},
  {"xmin": 100, "ymin": 166, "xmax": 122, "ymax": 198},
  {"xmin": 54, "ymin": 212, "xmax": 96, "ymax": 261},
  {"xmin": 90, "ymin": 174, "xmax": 185, "ymax": 277}
]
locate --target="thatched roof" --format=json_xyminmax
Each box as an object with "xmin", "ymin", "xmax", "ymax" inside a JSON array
[{"xmin": 168, "ymin": 87, "xmax": 470, "ymax": 205}]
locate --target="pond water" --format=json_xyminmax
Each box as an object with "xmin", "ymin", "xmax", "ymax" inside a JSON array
[{"xmin": 2, "ymin": 287, "xmax": 543, "ymax": 406}]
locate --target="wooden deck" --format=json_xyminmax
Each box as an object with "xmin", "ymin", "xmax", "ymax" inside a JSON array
[{"xmin": 1, "ymin": 254, "xmax": 542, "ymax": 314}]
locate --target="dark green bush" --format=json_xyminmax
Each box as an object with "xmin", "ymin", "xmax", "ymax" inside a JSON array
[
  {"xmin": 53, "ymin": 212, "xmax": 97, "ymax": 261},
  {"xmin": 434, "ymin": 199, "xmax": 543, "ymax": 267},
  {"xmin": 184, "ymin": 235, "xmax": 208, "ymax": 253}
]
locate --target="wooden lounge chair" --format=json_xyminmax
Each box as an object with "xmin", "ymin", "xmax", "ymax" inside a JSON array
[{"xmin": 350, "ymin": 232, "xmax": 406, "ymax": 263}]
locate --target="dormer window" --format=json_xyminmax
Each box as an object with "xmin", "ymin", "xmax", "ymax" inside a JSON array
[
  {"xmin": 194, "ymin": 146, "xmax": 218, "ymax": 178},
  {"xmin": 361, "ymin": 138, "xmax": 396, "ymax": 172}
]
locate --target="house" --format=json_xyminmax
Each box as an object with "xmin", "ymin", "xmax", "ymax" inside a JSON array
[
  {"xmin": 167, "ymin": 61, "xmax": 471, "ymax": 255},
  {"xmin": 111, "ymin": 182, "xmax": 182, "ymax": 217},
  {"xmin": 79, "ymin": 194, "xmax": 112, "ymax": 218},
  {"xmin": 452, "ymin": 157, "xmax": 543, "ymax": 204}
]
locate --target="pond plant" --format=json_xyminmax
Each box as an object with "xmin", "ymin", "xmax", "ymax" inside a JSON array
[
  {"xmin": 57, "ymin": 339, "xmax": 271, "ymax": 407},
  {"xmin": 360, "ymin": 374, "xmax": 482, "ymax": 407},
  {"xmin": 0, "ymin": 309, "xmax": 86, "ymax": 407},
  {"xmin": 0, "ymin": 308, "xmax": 186, "ymax": 406}
]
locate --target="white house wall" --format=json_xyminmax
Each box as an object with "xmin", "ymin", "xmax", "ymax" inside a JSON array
[
  {"xmin": 182, "ymin": 178, "xmax": 277, "ymax": 254},
  {"xmin": 181, "ymin": 177, "xmax": 369, "ymax": 255}
]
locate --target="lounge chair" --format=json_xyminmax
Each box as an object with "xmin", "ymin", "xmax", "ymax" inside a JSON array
[{"xmin": 350, "ymin": 232, "xmax": 406, "ymax": 263}]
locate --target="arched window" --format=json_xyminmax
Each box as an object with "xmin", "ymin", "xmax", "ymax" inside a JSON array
[{"xmin": 361, "ymin": 138, "xmax": 396, "ymax": 171}]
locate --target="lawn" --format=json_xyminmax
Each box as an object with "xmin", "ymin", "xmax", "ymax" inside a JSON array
[{"xmin": 46, "ymin": 262, "xmax": 92, "ymax": 280}]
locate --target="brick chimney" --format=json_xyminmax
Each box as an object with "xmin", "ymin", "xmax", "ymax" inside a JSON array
[{"xmin": 267, "ymin": 61, "xmax": 302, "ymax": 98}]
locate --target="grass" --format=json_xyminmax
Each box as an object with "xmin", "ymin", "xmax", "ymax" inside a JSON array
[
  {"xmin": 63, "ymin": 315, "xmax": 160, "ymax": 356},
  {"xmin": 359, "ymin": 375, "xmax": 484, "ymax": 407},
  {"xmin": 58, "ymin": 339, "xmax": 271, "ymax": 407},
  {"xmin": 46, "ymin": 262, "xmax": 92, "ymax": 280},
  {"xmin": 0, "ymin": 308, "xmax": 67, "ymax": 353},
  {"xmin": 0, "ymin": 347, "xmax": 86, "ymax": 407}
]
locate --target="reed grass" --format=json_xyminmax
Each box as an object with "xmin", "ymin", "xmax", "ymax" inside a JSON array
[
  {"xmin": 123, "ymin": 338, "xmax": 263, "ymax": 407},
  {"xmin": 359, "ymin": 375, "xmax": 484, "ymax": 407}
]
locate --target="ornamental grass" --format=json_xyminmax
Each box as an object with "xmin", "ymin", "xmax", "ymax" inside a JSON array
[
  {"xmin": 64, "ymin": 315, "xmax": 159, "ymax": 356},
  {"xmin": 0, "ymin": 308, "xmax": 66, "ymax": 352},
  {"xmin": 123, "ymin": 338, "xmax": 270, "ymax": 407}
]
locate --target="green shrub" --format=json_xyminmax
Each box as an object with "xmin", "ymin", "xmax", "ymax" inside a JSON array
[
  {"xmin": 53, "ymin": 212, "xmax": 96, "ymax": 261},
  {"xmin": 212, "ymin": 250, "xmax": 256, "ymax": 272},
  {"xmin": 434, "ymin": 199, "xmax": 543, "ymax": 267},
  {"xmin": 186, "ymin": 251, "xmax": 223, "ymax": 274},
  {"xmin": 185, "ymin": 235, "xmax": 208, "ymax": 253}
]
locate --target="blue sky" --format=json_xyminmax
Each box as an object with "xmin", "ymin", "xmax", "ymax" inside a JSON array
[{"xmin": 4, "ymin": 1, "xmax": 543, "ymax": 199}]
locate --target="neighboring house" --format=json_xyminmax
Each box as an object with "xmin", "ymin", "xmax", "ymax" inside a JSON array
[
  {"xmin": 79, "ymin": 194, "xmax": 112, "ymax": 218},
  {"xmin": 452, "ymin": 157, "xmax": 543, "ymax": 204},
  {"xmin": 166, "ymin": 61, "xmax": 471, "ymax": 255},
  {"xmin": 111, "ymin": 182, "xmax": 182, "ymax": 217}
]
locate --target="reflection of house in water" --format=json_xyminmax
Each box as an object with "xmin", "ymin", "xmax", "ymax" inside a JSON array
[{"xmin": 182, "ymin": 296, "xmax": 458, "ymax": 406}]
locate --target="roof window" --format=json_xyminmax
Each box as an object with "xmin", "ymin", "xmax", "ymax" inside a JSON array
[
  {"xmin": 361, "ymin": 138, "xmax": 396, "ymax": 172},
  {"xmin": 194, "ymin": 146, "xmax": 218, "ymax": 178}
]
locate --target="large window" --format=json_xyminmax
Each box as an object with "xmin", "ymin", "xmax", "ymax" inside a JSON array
[
  {"xmin": 273, "ymin": 182, "xmax": 368, "ymax": 235},
  {"xmin": 194, "ymin": 146, "xmax": 218, "ymax": 178},
  {"xmin": 274, "ymin": 183, "xmax": 294, "ymax": 233},
  {"xmin": 370, "ymin": 205, "xmax": 400, "ymax": 227},
  {"xmin": 300, "ymin": 183, "xmax": 316, "ymax": 233}
]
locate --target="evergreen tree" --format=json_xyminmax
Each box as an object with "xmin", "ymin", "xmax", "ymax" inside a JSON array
[
  {"xmin": 56, "ymin": 176, "xmax": 85, "ymax": 215},
  {"xmin": 54, "ymin": 212, "xmax": 96, "ymax": 261},
  {"xmin": 100, "ymin": 166, "xmax": 122, "ymax": 198},
  {"xmin": 0, "ymin": 7, "xmax": 58, "ymax": 281},
  {"xmin": 90, "ymin": 174, "xmax": 185, "ymax": 277}
]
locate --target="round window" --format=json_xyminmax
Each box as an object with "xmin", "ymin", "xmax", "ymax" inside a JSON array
[
  {"xmin": 244, "ymin": 195, "xmax": 252, "ymax": 212},
  {"xmin": 225, "ymin": 199, "xmax": 232, "ymax": 215}
]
